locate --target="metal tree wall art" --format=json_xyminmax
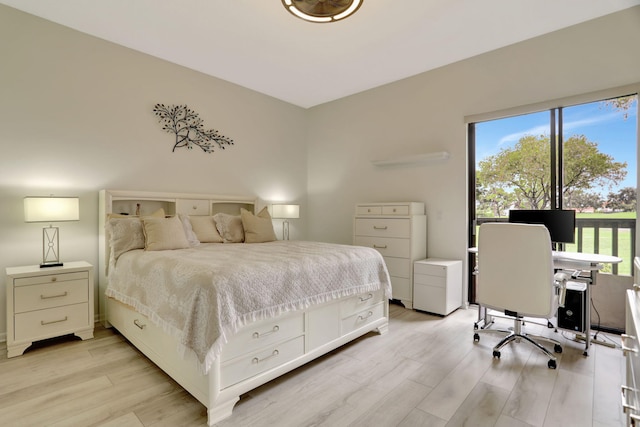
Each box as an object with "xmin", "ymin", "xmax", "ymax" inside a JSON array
[{"xmin": 153, "ymin": 104, "xmax": 234, "ymax": 153}]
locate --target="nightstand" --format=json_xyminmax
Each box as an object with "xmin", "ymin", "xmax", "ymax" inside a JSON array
[{"xmin": 5, "ymin": 261, "xmax": 94, "ymax": 357}]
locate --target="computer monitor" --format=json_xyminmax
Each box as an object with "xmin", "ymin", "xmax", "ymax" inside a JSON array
[{"xmin": 508, "ymin": 209, "xmax": 576, "ymax": 244}]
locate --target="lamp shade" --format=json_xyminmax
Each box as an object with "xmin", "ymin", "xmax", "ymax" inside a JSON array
[
  {"xmin": 272, "ymin": 204, "xmax": 300, "ymax": 219},
  {"xmin": 24, "ymin": 197, "xmax": 80, "ymax": 222}
]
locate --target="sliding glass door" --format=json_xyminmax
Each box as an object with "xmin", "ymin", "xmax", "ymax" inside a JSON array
[{"xmin": 468, "ymin": 94, "xmax": 637, "ymax": 302}]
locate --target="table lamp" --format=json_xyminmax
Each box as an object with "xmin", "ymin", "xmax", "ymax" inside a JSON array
[
  {"xmin": 271, "ymin": 204, "xmax": 299, "ymax": 240},
  {"xmin": 24, "ymin": 196, "xmax": 79, "ymax": 268}
]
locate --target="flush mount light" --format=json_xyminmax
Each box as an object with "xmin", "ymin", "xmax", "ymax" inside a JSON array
[{"xmin": 282, "ymin": 0, "xmax": 363, "ymax": 23}]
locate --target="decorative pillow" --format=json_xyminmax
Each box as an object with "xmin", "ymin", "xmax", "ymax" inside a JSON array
[
  {"xmin": 107, "ymin": 217, "xmax": 145, "ymax": 261},
  {"xmin": 241, "ymin": 207, "xmax": 277, "ymax": 243},
  {"xmin": 142, "ymin": 216, "xmax": 190, "ymax": 251},
  {"xmin": 189, "ymin": 216, "xmax": 223, "ymax": 243},
  {"xmin": 178, "ymin": 214, "xmax": 200, "ymax": 247},
  {"xmin": 213, "ymin": 212, "xmax": 245, "ymax": 243}
]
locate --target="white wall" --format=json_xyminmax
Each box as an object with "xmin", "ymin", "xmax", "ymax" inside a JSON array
[
  {"xmin": 306, "ymin": 7, "xmax": 640, "ymax": 303},
  {"xmin": 0, "ymin": 5, "xmax": 308, "ymax": 337}
]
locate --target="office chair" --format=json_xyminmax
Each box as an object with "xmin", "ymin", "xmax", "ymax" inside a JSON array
[{"xmin": 473, "ymin": 222, "xmax": 567, "ymax": 369}]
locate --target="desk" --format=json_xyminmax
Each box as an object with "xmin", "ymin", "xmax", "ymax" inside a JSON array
[{"xmin": 469, "ymin": 248, "xmax": 622, "ymax": 356}]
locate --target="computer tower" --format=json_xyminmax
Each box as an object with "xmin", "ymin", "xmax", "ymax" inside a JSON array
[{"xmin": 557, "ymin": 282, "xmax": 586, "ymax": 333}]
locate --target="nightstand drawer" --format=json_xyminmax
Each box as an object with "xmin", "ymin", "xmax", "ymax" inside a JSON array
[
  {"xmin": 382, "ymin": 205, "xmax": 409, "ymax": 215},
  {"xmin": 14, "ymin": 279, "xmax": 89, "ymax": 313},
  {"xmin": 356, "ymin": 205, "xmax": 382, "ymax": 215},
  {"xmin": 414, "ymin": 273, "xmax": 446, "ymax": 288},
  {"xmin": 14, "ymin": 302, "xmax": 89, "ymax": 342},
  {"xmin": 14, "ymin": 271, "xmax": 88, "ymax": 287},
  {"xmin": 414, "ymin": 262, "xmax": 447, "ymax": 277}
]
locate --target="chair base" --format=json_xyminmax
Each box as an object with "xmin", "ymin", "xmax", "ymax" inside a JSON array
[{"xmin": 473, "ymin": 314, "xmax": 562, "ymax": 369}]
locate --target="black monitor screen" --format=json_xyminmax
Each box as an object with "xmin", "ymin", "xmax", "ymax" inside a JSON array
[{"xmin": 508, "ymin": 209, "xmax": 576, "ymax": 244}]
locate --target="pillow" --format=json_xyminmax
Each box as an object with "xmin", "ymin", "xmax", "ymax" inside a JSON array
[
  {"xmin": 189, "ymin": 216, "xmax": 223, "ymax": 243},
  {"xmin": 213, "ymin": 212, "xmax": 245, "ymax": 243},
  {"xmin": 142, "ymin": 216, "xmax": 190, "ymax": 251},
  {"xmin": 241, "ymin": 207, "xmax": 277, "ymax": 243},
  {"xmin": 178, "ymin": 214, "xmax": 200, "ymax": 247},
  {"xmin": 107, "ymin": 217, "xmax": 145, "ymax": 261}
]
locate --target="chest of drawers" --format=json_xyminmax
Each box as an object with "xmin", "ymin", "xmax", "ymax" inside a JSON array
[
  {"xmin": 5, "ymin": 261, "xmax": 94, "ymax": 357},
  {"xmin": 354, "ymin": 202, "xmax": 427, "ymax": 308}
]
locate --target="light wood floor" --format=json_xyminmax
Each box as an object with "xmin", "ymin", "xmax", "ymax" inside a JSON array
[{"xmin": 0, "ymin": 304, "xmax": 625, "ymax": 426}]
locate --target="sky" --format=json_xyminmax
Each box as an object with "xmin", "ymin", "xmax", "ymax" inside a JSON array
[{"xmin": 475, "ymin": 96, "xmax": 638, "ymax": 196}]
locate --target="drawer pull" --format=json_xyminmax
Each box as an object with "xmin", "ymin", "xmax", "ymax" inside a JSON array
[
  {"xmin": 622, "ymin": 334, "xmax": 638, "ymax": 355},
  {"xmin": 51, "ymin": 277, "xmax": 57, "ymax": 282},
  {"xmin": 373, "ymin": 226, "xmax": 388, "ymax": 230},
  {"xmin": 622, "ymin": 385, "xmax": 639, "ymax": 413},
  {"xmin": 373, "ymin": 244, "xmax": 387, "ymax": 249},
  {"xmin": 359, "ymin": 293, "xmax": 373, "ymax": 302},
  {"xmin": 253, "ymin": 325, "xmax": 279, "ymax": 339},
  {"xmin": 252, "ymin": 349, "xmax": 279, "ymax": 364},
  {"xmin": 358, "ymin": 311, "xmax": 374, "ymax": 321},
  {"xmin": 133, "ymin": 319, "xmax": 146, "ymax": 330},
  {"xmin": 41, "ymin": 316, "xmax": 68, "ymax": 326},
  {"xmin": 40, "ymin": 291, "xmax": 68, "ymax": 300}
]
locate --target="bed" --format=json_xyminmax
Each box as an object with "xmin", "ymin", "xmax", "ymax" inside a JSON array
[{"xmin": 98, "ymin": 190, "xmax": 391, "ymax": 425}]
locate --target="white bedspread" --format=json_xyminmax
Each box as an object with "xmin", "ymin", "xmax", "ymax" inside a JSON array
[{"xmin": 105, "ymin": 241, "xmax": 391, "ymax": 374}]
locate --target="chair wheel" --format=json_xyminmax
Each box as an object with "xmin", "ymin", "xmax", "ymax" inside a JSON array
[
  {"xmin": 473, "ymin": 322, "xmax": 479, "ymax": 330},
  {"xmin": 554, "ymin": 344, "xmax": 562, "ymax": 353},
  {"xmin": 473, "ymin": 333, "xmax": 480, "ymax": 342},
  {"xmin": 548, "ymin": 359, "xmax": 557, "ymax": 369},
  {"xmin": 493, "ymin": 350, "xmax": 501, "ymax": 358},
  {"xmin": 547, "ymin": 321, "xmax": 554, "ymax": 328}
]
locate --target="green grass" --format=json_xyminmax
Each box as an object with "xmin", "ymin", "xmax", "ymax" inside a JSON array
[{"xmin": 575, "ymin": 211, "xmax": 636, "ymax": 219}]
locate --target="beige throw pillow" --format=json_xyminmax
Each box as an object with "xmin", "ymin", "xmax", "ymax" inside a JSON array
[
  {"xmin": 241, "ymin": 207, "xmax": 277, "ymax": 243},
  {"xmin": 189, "ymin": 216, "xmax": 223, "ymax": 243},
  {"xmin": 142, "ymin": 216, "xmax": 190, "ymax": 251},
  {"xmin": 213, "ymin": 212, "xmax": 245, "ymax": 243}
]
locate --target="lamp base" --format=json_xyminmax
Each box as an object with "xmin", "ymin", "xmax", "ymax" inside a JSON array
[{"xmin": 40, "ymin": 262, "xmax": 63, "ymax": 268}]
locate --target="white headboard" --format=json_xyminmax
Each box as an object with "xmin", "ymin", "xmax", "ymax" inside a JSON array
[{"xmin": 98, "ymin": 189, "xmax": 257, "ymax": 324}]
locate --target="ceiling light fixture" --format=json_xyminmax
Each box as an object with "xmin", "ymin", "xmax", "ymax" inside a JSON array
[{"xmin": 282, "ymin": 0, "xmax": 363, "ymax": 23}]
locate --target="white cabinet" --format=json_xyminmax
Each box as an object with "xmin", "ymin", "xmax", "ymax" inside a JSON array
[
  {"xmin": 354, "ymin": 202, "xmax": 426, "ymax": 308},
  {"xmin": 413, "ymin": 258, "xmax": 462, "ymax": 316},
  {"xmin": 623, "ymin": 289, "xmax": 640, "ymax": 425},
  {"xmin": 5, "ymin": 261, "xmax": 94, "ymax": 357}
]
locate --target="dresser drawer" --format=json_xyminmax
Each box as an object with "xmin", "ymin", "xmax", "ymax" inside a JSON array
[
  {"xmin": 384, "ymin": 257, "xmax": 411, "ymax": 278},
  {"xmin": 14, "ymin": 279, "xmax": 89, "ymax": 313},
  {"xmin": 221, "ymin": 335, "xmax": 304, "ymax": 389},
  {"xmin": 382, "ymin": 205, "xmax": 409, "ymax": 215},
  {"xmin": 176, "ymin": 199, "xmax": 210, "ymax": 215},
  {"xmin": 354, "ymin": 218, "xmax": 410, "ymax": 238},
  {"xmin": 341, "ymin": 302, "xmax": 385, "ymax": 334},
  {"xmin": 340, "ymin": 290, "xmax": 383, "ymax": 318},
  {"xmin": 14, "ymin": 271, "xmax": 88, "ymax": 287},
  {"xmin": 14, "ymin": 303, "xmax": 89, "ymax": 342},
  {"xmin": 221, "ymin": 313, "xmax": 304, "ymax": 362},
  {"xmin": 356, "ymin": 205, "xmax": 382, "ymax": 215},
  {"xmin": 354, "ymin": 236, "xmax": 410, "ymax": 258}
]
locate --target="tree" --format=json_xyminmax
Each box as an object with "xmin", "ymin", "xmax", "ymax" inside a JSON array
[
  {"xmin": 566, "ymin": 190, "xmax": 602, "ymax": 212},
  {"xmin": 478, "ymin": 134, "xmax": 627, "ymax": 210},
  {"xmin": 153, "ymin": 104, "xmax": 234, "ymax": 153},
  {"xmin": 606, "ymin": 187, "xmax": 637, "ymax": 212},
  {"xmin": 602, "ymin": 95, "xmax": 637, "ymax": 120}
]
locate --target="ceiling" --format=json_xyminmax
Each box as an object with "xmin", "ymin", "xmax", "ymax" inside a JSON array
[{"xmin": 2, "ymin": 0, "xmax": 640, "ymax": 108}]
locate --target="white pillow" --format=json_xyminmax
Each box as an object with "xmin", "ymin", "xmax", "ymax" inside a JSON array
[
  {"xmin": 213, "ymin": 213, "xmax": 245, "ymax": 243},
  {"xmin": 108, "ymin": 217, "xmax": 145, "ymax": 261},
  {"xmin": 178, "ymin": 214, "xmax": 200, "ymax": 247}
]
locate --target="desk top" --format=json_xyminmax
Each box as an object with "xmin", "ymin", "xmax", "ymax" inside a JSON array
[{"xmin": 468, "ymin": 247, "xmax": 622, "ymax": 267}]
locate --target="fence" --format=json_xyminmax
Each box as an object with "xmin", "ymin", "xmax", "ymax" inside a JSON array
[{"xmin": 475, "ymin": 217, "xmax": 636, "ymax": 276}]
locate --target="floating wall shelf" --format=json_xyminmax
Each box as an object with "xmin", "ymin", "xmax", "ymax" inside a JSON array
[{"xmin": 371, "ymin": 151, "xmax": 450, "ymax": 167}]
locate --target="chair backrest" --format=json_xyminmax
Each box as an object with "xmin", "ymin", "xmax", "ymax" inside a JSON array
[{"xmin": 477, "ymin": 222, "xmax": 556, "ymax": 318}]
